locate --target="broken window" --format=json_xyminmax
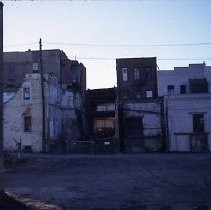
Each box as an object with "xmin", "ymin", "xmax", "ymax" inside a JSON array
[
  {"xmin": 180, "ymin": 85, "xmax": 186, "ymax": 94},
  {"xmin": 167, "ymin": 85, "xmax": 174, "ymax": 95},
  {"xmin": 134, "ymin": 67, "xmax": 140, "ymax": 80},
  {"xmin": 189, "ymin": 79, "xmax": 208, "ymax": 93},
  {"xmin": 24, "ymin": 116, "xmax": 32, "ymax": 132},
  {"xmin": 193, "ymin": 114, "xmax": 204, "ymax": 133},
  {"xmin": 122, "ymin": 68, "xmax": 128, "ymax": 81},
  {"xmin": 23, "ymin": 87, "xmax": 30, "ymax": 100}
]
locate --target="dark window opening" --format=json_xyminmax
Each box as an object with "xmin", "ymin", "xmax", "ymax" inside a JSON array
[
  {"xmin": 180, "ymin": 85, "xmax": 186, "ymax": 94},
  {"xmin": 167, "ymin": 85, "xmax": 174, "ymax": 95},
  {"xmin": 193, "ymin": 114, "xmax": 204, "ymax": 133},
  {"xmin": 123, "ymin": 90, "xmax": 130, "ymax": 99},
  {"xmin": 24, "ymin": 116, "xmax": 32, "ymax": 132},
  {"xmin": 189, "ymin": 79, "xmax": 208, "ymax": 93}
]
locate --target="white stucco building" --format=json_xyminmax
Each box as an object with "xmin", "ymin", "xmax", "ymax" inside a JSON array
[
  {"xmin": 157, "ymin": 63, "xmax": 211, "ymax": 152},
  {"xmin": 3, "ymin": 73, "xmax": 80, "ymax": 152}
]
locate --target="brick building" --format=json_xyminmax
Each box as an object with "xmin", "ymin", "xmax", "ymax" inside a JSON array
[{"xmin": 116, "ymin": 57, "xmax": 158, "ymax": 100}]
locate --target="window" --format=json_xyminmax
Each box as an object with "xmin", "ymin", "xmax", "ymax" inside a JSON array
[
  {"xmin": 24, "ymin": 116, "xmax": 32, "ymax": 132},
  {"xmin": 134, "ymin": 91, "xmax": 141, "ymax": 98},
  {"xmin": 123, "ymin": 90, "xmax": 129, "ymax": 99},
  {"xmin": 134, "ymin": 68, "xmax": 140, "ymax": 80},
  {"xmin": 189, "ymin": 79, "xmax": 208, "ymax": 93},
  {"xmin": 145, "ymin": 67, "xmax": 151, "ymax": 80},
  {"xmin": 193, "ymin": 114, "xmax": 204, "ymax": 133},
  {"xmin": 122, "ymin": 68, "xmax": 128, "ymax": 81},
  {"xmin": 23, "ymin": 87, "xmax": 30, "ymax": 100},
  {"xmin": 97, "ymin": 104, "xmax": 115, "ymax": 112},
  {"xmin": 167, "ymin": 85, "xmax": 174, "ymax": 95},
  {"xmin": 180, "ymin": 85, "xmax": 186, "ymax": 94},
  {"xmin": 146, "ymin": 90, "xmax": 153, "ymax": 98},
  {"xmin": 32, "ymin": 62, "xmax": 39, "ymax": 73}
]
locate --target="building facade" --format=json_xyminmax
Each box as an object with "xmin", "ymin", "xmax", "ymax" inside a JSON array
[
  {"xmin": 158, "ymin": 63, "xmax": 211, "ymax": 152},
  {"xmin": 84, "ymin": 88, "xmax": 118, "ymax": 154},
  {"xmin": 116, "ymin": 57, "xmax": 164, "ymax": 153},
  {"xmin": 116, "ymin": 57, "xmax": 158, "ymax": 100},
  {"xmin": 3, "ymin": 49, "xmax": 86, "ymax": 153},
  {"xmin": 4, "ymin": 73, "xmax": 59, "ymax": 152}
]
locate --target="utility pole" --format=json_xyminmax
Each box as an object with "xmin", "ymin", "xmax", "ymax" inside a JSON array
[
  {"xmin": 0, "ymin": 1, "xmax": 4, "ymax": 194},
  {"xmin": 39, "ymin": 38, "xmax": 46, "ymax": 152}
]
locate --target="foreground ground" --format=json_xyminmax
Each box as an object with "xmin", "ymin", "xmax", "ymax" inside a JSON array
[{"xmin": 3, "ymin": 153, "xmax": 211, "ymax": 209}]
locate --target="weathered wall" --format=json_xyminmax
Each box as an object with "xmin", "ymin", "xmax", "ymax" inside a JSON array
[
  {"xmin": 61, "ymin": 91, "xmax": 80, "ymax": 140},
  {"xmin": 165, "ymin": 95, "xmax": 211, "ymax": 152},
  {"xmin": 47, "ymin": 74, "xmax": 62, "ymax": 140},
  {"xmin": 4, "ymin": 74, "xmax": 43, "ymax": 152},
  {"xmin": 122, "ymin": 100, "xmax": 163, "ymax": 152},
  {"xmin": 3, "ymin": 73, "xmax": 64, "ymax": 152}
]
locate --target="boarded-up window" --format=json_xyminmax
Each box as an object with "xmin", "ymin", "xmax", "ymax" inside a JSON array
[
  {"xmin": 24, "ymin": 116, "xmax": 32, "ymax": 132},
  {"xmin": 193, "ymin": 114, "xmax": 204, "ymax": 133},
  {"xmin": 122, "ymin": 68, "xmax": 128, "ymax": 81}
]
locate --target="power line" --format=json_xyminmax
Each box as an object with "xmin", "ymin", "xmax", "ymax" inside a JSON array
[
  {"xmin": 4, "ymin": 41, "xmax": 211, "ymax": 48},
  {"xmin": 45, "ymin": 41, "xmax": 211, "ymax": 48},
  {"xmin": 74, "ymin": 57, "xmax": 211, "ymax": 61}
]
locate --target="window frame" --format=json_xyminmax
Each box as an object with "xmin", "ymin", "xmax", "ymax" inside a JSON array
[
  {"xmin": 121, "ymin": 67, "xmax": 128, "ymax": 81},
  {"xmin": 23, "ymin": 87, "xmax": 30, "ymax": 100},
  {"xmin": 134, "ymin": 67, "xmax": 140, "ymax": 80},
  {"xmin": 24, "ymin": 116, "xmax": 32, "ymax": 132}
]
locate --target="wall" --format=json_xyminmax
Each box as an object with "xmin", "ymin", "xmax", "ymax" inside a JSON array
[
  {"xmin": 157, "ymin": 63, "xmax": 211, "ymax": 96},
  {"xmin": 4, "ymin": 74, "xmax": 43, "ymax": 152},
  {"xmin": 121, "ymin": 99, "xmax": 163, "ymax": 152},
  {"xmin": 61, "ymin": 90, "xmax": 80, "ymax": 141},
  {"xmin": 46, "ymin": 74, "xmax": 62, "ymax": 141},
  {"xmin": 165, "ymin": 94, "xmax": 211, "ymax": 152},
  {"xmin": 3, "ymin": 73, "xmax": 64, "ymax": 152},
  {"xmin": 116, "ymin": 57, "xmax": 158, "ymax": 99}
]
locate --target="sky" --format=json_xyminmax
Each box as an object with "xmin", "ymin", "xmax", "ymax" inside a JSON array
[{"xmin": 2, "ymin": 0, "xmax": 211, "ymax": 89}]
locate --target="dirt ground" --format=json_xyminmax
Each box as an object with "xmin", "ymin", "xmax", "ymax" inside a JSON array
[{"xmin": 3, "ymin": 153, "xmax": 211, "ymax": 210}]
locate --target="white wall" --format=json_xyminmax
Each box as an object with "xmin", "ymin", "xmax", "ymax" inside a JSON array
[
  {"xmin": 157, "ymin": 63, "xmax": 211, "ymax": 96},
  {"xmin": 165, "ymin": 95, "xmax": 211, "ymax": 152},
  {"xmin": 4, "ymin": 74, "xmax": 43, "ymax": 152}
]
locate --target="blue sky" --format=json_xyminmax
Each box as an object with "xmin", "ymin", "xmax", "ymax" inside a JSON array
[{"xmin": 2, "ymin": 0, "xmax": 211, "ymax": 88}]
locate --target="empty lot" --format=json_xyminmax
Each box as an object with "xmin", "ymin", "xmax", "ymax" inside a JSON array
[{"xmin": 3, "ymin": 153, "xmax": 211, "ymax": 209}]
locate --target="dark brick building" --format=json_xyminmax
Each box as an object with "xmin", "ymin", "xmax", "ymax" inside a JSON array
[
  {"xmin": 116, "ymin": 57, "xmax": 158, "ymax": 100},
  {"xmin": 116, "ymin": 57, "xmax": 165, "ymax": 153}
]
